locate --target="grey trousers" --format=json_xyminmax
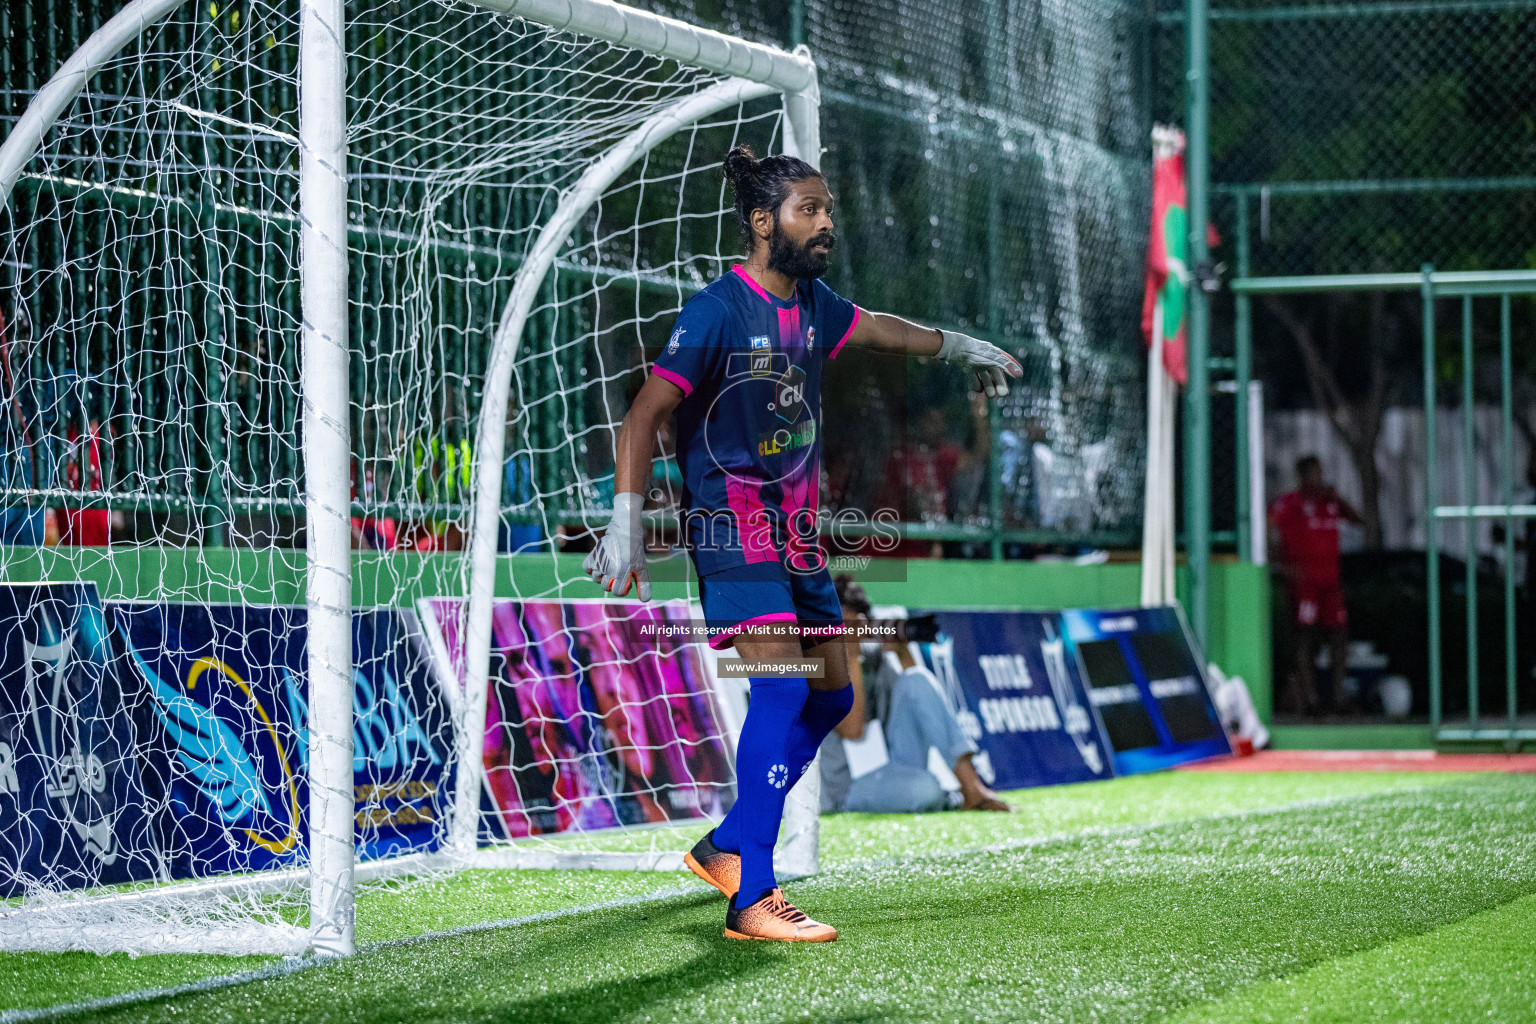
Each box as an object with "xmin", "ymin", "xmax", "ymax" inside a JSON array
[{"xmin": 843, "ymin": 669, "xmax": 978, "ymax": 814}]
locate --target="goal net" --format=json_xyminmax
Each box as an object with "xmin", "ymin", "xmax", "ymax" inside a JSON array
[{"xmin": 0, "ymin": 0, "xmax": 817, "ymax": 955}]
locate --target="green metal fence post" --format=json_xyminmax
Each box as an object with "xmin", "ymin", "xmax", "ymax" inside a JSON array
[
  {"xmin": 1423, "ymin": 265, "xmax": 1441, "ymax": 733},
  {"xmin": 789, "ymin": 0, "xmax": 806, "ymax": 49},
  {"xmin": 1499, "ymin": 293, "xmax": 1515, "ymax": 733},
  {"xmin": 1184, "ymin": 0, "xmax": 1212, "ymax": 646},
  {"xmin": 1461, "ymin": 295, "xmax": 1477, "ymax": 725},
  {"xmin": 986, "ymin": 249, "xmax": 1004, "ymax": 560},
  {"xmin": 200, "ymin": 11, "xmax": 228, "ymax": 547},
  {"xmin": 1234, "ymin": 193, "xmax": 1252, "ymax": 563}
]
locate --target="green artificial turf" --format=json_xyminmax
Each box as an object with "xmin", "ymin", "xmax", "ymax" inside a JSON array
[
  {"xmin": 1168, "ymin": 890, "xmax": 1536, "ymax": 1024},
  {"xmin": 1, "ymin": 769, "xmax": 1444, "ymax": 1016},
  {"xmin": 0, "ymin": 952, "xmax": 277, "ymax": 1020},
  {"xmin": 814, "ymin": 769, "xmax": 1457, "ymax": 866},
  {"xmin": 0, "ymin": 871, "xmax": 701, "ymax": 1015},
  {"xmin": 6, "ymin": 770, "xmax": 1529, "ymax": 1023}
]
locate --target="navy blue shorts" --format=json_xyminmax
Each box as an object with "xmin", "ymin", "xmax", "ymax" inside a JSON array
[{"xmin": 696, "ymin": 560, "xmax": 847, "ymax": 650}]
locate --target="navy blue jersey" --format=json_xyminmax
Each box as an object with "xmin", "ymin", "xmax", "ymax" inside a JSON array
[{"xmin": 650, "ymin": 265, "xmax": 860, "ymax": 576}]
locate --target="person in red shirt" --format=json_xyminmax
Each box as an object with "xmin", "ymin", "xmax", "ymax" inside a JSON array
[
  {"xmin": 58, "ymin": 420, "xmax": 122, "ymax": 546},
  {"xmin": 1268, "ymin": 455, "xmax": 1363, "ymax": 715}
]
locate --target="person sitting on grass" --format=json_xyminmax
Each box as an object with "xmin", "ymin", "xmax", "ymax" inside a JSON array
[{"xmin": 819, "ymin": 574, "xmax": 1010, "ymax": 814}]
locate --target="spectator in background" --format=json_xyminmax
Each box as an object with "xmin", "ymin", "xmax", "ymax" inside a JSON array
[
  {"xmin": 399, "ymin": 432, "xmax": 470, "ymax": 552},
  {"xmin": 42, "ymin": 370, "xmax": 123, "ymax": 547},
  {"xmin": 500, "ymin": 404, "xmax": 546, "ymax": 556},
  {"xmin": 818, "ymin": 575, "xmax": 1009, "ymax": 814},
  {"xmin": 397, "ymin": 384, "xmax": 475, "ymax": 552},
  {"xmin": 1269, "ymin": 454, "xmax": 1363, "ymax": 716},
  {"xmin": 500, "ymin": 445, "xmax": 545, "ymax": 555},
  {"xmin": 873, "ymin": 395, "xmax": 990, "ymax": 559},
  {"xmin": 1494, "ymin": 446, "xmax": 1536, "ymax": 682},
  {"xmin": 1, "ymin": 497, "xmax": 56, "ymax": 545},
  {"xmin": 58, "ymin": 417, "xmax": 123, "ymax": 546},
  {"xmin": 0, "ymin": 405, "xmax": 51, "ymax": 547},
  {"xmin": 1525, "ymin": 448, "xmax": 1536, "ymax": 682},
  {"xmin": 0, "ymin": 306, "xmax": 52, "ymax": 545},
  {"xmin": 350, "ymin": 463, "xmax": 398, "ymax": 551}
]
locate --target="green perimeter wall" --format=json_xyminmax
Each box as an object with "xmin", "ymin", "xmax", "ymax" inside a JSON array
[{"xmin": 0, "ymin": 546, "xmax": 1273, "ymax": 723}]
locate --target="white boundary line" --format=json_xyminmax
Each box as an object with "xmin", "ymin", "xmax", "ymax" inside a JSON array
[
  {"xmin": 0, "ymin": 955, "xmax": 330, "ymax": 1024},
  {"xmin": 0, "ymin": 883, "xmax": 712, "ymax": 1023},
  {"xmin": 806, "ymin": 780, "xmax": 1464, "ymax": 882}
]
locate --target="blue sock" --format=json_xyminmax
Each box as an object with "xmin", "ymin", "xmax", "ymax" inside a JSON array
[
  {"xmin": 784, "ymin": 685, "xmax": 855, "ymax": 788},
  {"xmin": 711, "ymin": 675, "xmax": 809, "ymax": 907}
]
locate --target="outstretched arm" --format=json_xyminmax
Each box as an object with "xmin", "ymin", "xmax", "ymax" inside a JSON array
[
  {"xmin": 844, "ymin": 310, "xmax": 943, "ymax": 359},
  {"xmin": 842, "ymin": 310, "xmax": 1023, "ymax": 397},
  {"xmin": 582, "ymin": 374, "xmax": 684, "ymax": 601}
]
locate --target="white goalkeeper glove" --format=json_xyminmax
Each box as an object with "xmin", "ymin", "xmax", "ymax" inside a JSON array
[
  {"xmin": 937, "ymin": 329, "xmax": 1020, "ymax": 398},
  {"xmin": 582, "ymin": 491, "xmax": 652, "ymax": 601}
]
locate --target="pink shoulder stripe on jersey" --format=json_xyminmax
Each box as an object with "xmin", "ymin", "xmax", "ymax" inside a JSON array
[
  {"xmin": 725, "ymin": 476, "xmax": 779, "ymax": 564},
  {"xmin": 827, "ymin": 306, "xmax": 861, "ymax": 360},
  {"xmin": 709, "ymin": 611, "xmax": 798, "ymax": 649},
  {"xmin": 731, "ymin": 263, "xmax": 775, "ymax": 304},
  {"xmin": 777, "ymin": 304, "xmax": 802, "ymax": 354},
  {"xmin": 652, "ymin": 366, "xmax": 693, "ymax": 396}
]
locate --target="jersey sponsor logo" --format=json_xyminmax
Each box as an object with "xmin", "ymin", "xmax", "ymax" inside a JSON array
[
  {"xmin": 749, "ymin": 335, "xmax": 772, "ymax": 377},
  {"xmin": 757, "ymin": 418, "xmax": 817, "ymax": 457},
  {"xmin": 667, "ymin": 328, "xmax": 684, "ymax": 354},
  {"xmin": 727, "ymin": 351, "xmax": 788, "ymax": 378},
  {"xmin": 773, "ymin": 364, "xmax": 807, "ymax": 424}
]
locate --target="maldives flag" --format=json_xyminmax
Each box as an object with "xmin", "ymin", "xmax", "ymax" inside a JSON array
[{"xmin": 1142, "ymin": 145, "xmax": 1188, "ymax": 384}]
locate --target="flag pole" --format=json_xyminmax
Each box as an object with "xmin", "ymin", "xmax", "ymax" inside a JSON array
[
  {"xmin": 1142, "ymin": 296, "xmax": 1166, "ymax": 606},
  {"xmin": 1142, "ymin": 123, "xmax": 1186, "ymax": 609}
]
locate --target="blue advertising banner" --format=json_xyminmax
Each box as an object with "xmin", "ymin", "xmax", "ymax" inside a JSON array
[
  {"xmin": 919, "ymin": 611, "xmax": 1112, "ymax": 790},
  {"xmin": 1061, "ymin": 606, "xmax": 1231, "ymax": 774},
  {"xmin": 110, "ymin": 604, "xmax": 454, "ymax": 876},
  {"xmin": 0, "ymin": 584, "xmax": 164, "ymax": 898}
]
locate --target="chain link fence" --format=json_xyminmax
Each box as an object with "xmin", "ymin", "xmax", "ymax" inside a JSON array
[
  {"xmin": 1157, "ymin": 0, "xmax": 1536, "ymax": 717},
  {"xmin": 584, "ymin": 0, "xmax": 1155, "ymax": 552},
  {"xmin": 1156, "ymin": 0, "xmax": 1536, "ymax": 551},
  {"xmin": 0, "ymin": 0, "xmax": 1153, "ymax": 555},
  {"xmin": 1158, "ymin": 0, "xmax": 1536, "ymax": 277}
]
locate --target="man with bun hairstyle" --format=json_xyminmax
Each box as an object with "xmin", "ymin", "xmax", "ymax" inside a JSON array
[{"xmin": 583, "ymin": 144, "xmax": 1021, "ymax": 942}]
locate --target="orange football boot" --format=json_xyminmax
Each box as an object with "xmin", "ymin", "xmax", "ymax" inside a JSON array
[
  {"xmin": 724, "ymin": 888, "xmax": 838, "ymax": 942},
  {"xmin": 683, "ymin": 829, "xmax": 740, "ymax": 898}
]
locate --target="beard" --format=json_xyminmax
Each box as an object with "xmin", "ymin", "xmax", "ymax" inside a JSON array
[{"xmin": 766, "ymin": 220, "xmax": 835, "ymax": 280}]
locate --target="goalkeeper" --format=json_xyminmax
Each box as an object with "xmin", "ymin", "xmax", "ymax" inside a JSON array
[{"xmin": 584, "ymin": 144, "xmax": 1020, "ymax": 942}]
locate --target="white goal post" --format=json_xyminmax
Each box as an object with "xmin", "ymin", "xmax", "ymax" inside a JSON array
[
  {"xmin": 451, "ymin": 72, "xmax": 825, "ymax": 873},
  {"xmin": 0, "ymin": 0, "xmax": 822, "ymax": 957}
]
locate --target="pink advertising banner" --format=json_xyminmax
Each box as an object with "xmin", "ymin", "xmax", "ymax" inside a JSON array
[{"xmin": 421, "ymin": 598, "xmax": 733, "ymax": 839}]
